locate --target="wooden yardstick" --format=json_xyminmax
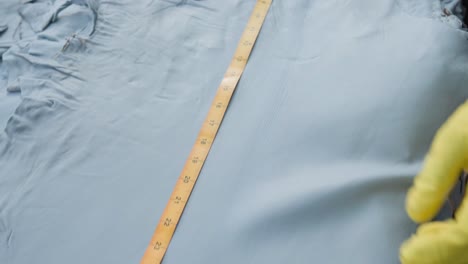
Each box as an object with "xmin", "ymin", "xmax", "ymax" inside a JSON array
[{"xmin": 140, "ymin": 1, "xmax": 272, "ymax": 263}]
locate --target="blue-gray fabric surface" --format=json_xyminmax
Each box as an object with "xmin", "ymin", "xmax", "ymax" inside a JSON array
[{"xmin": 0, "ymin": 0, "xmax": 467, "ymax": 263}]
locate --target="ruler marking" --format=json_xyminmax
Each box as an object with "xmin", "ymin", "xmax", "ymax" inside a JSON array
[{"xmin": 140, "ymin": 1, "xmax": 272, "ymax": 263}]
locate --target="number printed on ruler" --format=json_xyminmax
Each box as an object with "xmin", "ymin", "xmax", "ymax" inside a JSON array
[{"xmin": 140, "ymin": 1, "xmax": 272, "ymax": 263}]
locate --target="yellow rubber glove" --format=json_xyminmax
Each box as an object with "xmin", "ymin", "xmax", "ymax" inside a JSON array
[{"xmin": 400, "ymin": 101, "xmax": 468, "ymax": 264}]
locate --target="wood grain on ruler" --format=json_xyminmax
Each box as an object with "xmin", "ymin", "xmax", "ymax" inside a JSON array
[{"xmin": 140, "ymin": 1, "xmax": 272, "ymax": 263}]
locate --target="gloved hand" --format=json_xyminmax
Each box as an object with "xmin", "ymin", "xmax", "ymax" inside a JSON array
[{"xmin": 400, "ymin": 101, "xmax": 468, "ymax": 264}]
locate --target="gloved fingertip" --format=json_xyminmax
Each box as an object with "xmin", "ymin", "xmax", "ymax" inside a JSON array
[
  {"xmin": 399, "ymin": 236, "xmax": 418, "ymax": 264},
  {"xmin": 399, "ymin": 233, "xmax": 441, "ymax": 264},
  {"xmin": 400, "ymin": 221, "xmax": 468, "ymax": 264},
  {"xmin": 406, "ymin": 186, "xmax": 442, "ymax": 223}
]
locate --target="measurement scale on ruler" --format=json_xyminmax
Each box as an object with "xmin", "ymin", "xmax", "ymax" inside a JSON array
[{"xmin": 140, "ymin": 0, "xmax": 272, "ymax": 263}]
